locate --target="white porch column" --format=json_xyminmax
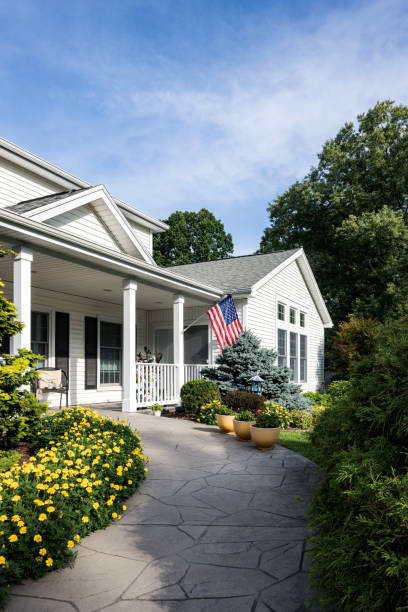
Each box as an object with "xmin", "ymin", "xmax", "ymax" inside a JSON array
[
  {"xmin": 122, "ymin": 279, "xmax": 137, "ymax": 413},
  {"xmin": 12, "ymin": 246, "xmax": 33, "ymax": 354},
  {"xmin": 173, "ymin": 294, "xmax": 184, "ymax": 397}
]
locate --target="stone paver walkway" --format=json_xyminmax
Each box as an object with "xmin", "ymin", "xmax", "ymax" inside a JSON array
[{"xmin": 6, "ymin": 412, "xmax": 320, "ymax": 612}]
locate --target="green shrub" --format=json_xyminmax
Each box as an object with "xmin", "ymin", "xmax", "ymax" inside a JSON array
[
  {"xmin": 310, "ymin": 405, "xmax": 326, "ymax": 424},
  {"xmin": 180, "ymin": 379, "xmax": 220, "ymax": 416},
  {"xmin": 326, "ymin": 379, "xmax": 350, "ymax": 406},
  {"xmin": 0, "ymin": 450, "xmax": 19, "ymax": 473},
  {"xmin": 0, "ymin": 407, "xmax": 147, "ymax": 603},
  {"xmin": 290, "ymin": 409, "xmax": 313, "ymax": 429},
  {"xmin": 151, "ymin": 403, "xmax": 163, "ymax": 412},
  {"xmin": 309, "ymin": 318, "xmax": 408, "ymax": 611},
  {"xmin": 235, "ymin": 410, "xmax": 255, "ymax": 422},
  {"xmin": 224, "ymin": 391, "xmax": 265, "ymax": 414},
  {"xmin": 303, "ymin": 391, "xmax": 328, "ymax": 406}
]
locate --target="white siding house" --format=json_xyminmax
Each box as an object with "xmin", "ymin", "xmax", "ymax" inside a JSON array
[{"xmin": 0, "ymin": 137, "xmax": 332, "ymax": 412}]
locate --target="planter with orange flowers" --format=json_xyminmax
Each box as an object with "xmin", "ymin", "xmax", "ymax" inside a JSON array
[{"xmin": 250, "ymin": 402, "xmax": 291, "ymax": 450}]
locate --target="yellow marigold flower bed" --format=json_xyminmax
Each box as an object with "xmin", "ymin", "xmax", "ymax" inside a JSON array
[{"xmin": 0, "ymin": 407, "xmax": 148, "ymax": 603}]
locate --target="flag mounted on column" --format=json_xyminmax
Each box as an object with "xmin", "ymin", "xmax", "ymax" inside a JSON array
[{"xmin": 207, "ymin": 294, "xmax": 243, "ymax": 351}]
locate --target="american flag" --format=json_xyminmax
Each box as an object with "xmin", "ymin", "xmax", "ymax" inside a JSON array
[{"xmin": 207, "ymin": 295, "xmax": 243, "ymax": 350}]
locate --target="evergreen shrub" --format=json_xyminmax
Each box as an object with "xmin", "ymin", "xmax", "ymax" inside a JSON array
[
  {"xmin": 0, "ymin": 407, "xmax": 147, "ymax": 603},
  {"xmin": 224, "ymin": 391, "xmax": 265, "ymax": 414},
  {"xmin": 180, "ymin": 379, "xmax": 220, "ymax": 416},
  {"xmin": 309, "ymin": 318, "xmax": 408, "ymax": 611},
  {"xmin": 202, "ymin": 331, "xmax": 310, "ymax": 411},
  {"xmin": 290, "ymin": 409, "xmax": 313, "ymax": 429}
]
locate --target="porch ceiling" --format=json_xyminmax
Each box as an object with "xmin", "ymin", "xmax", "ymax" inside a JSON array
[{"xmin": 0, "ymin": 248, "xmax": 213, "ymax": 310}]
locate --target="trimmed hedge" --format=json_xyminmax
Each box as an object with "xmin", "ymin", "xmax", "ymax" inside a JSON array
[
  {"xmin": 290, "ymin": 409, "xmax": 313, "ymax": 429},
  {"xmin": 224, "ymin": 391, "xmax": 265, "ymax": 414},
  {"xmin": 180, "ymin": 379, "xmax": 220, "ymax": 416},
  {"xmin": 0, "ymin": 407, "xmax": 147, "ymax": 603}
]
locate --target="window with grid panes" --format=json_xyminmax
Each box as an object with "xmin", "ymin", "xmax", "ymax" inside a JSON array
[
  {"xmin": 100, "ymin": 322, "xmax": 122, "ymax": 384},
  {"xmin": 290, "ymin": 307, "xmax": 296, "ymax": 324},
  {"xmin": 278, "ymin": 303, "xmax": 285, "ymax": 321},
  {"xmin": 300, "ymin": 335, "xmax": 307, "ymax": 382},
  {"xmin": 300, "ymin": 312, "xmax": 305, "ymax": 327},
  {"xmin": 31, "ymin": 312, "xmax": 49, "ymax": 367},
  {"xmin": 278, "ymin": 329, "xmax": 287, "ymax": 367},
  {"xmin": 290, "ymin": 332, "xmax": 298, "ymax": 382}
]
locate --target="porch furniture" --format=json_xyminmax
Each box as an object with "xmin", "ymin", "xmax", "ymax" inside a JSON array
[{"xmin": 33, "ymin": 367, "xmax": 69, "ymax": 409}]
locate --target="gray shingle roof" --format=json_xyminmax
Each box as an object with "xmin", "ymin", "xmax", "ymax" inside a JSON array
[
  {"xmin": 168, "ymin": 249, "xmax": 300, "ymax": 294},
  {"xmin": 5, "ymin": 188, "xmax": 90, "ymax": 214}
]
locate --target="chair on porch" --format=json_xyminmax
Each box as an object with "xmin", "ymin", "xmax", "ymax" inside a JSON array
[{"xmin": 33, "ymin": 367, "xmax": 69, "ymax": 410}]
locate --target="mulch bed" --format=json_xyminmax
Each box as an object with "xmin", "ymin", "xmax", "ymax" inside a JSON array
[{"xmin": 16, "ymin": 441, "xmax": 33, "ymax": 466}]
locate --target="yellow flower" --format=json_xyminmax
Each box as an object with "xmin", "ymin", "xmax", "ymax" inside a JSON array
[
  {"xmin": 17, "ymin": 520, "xmax": 24, "ymax": 527},
  {"xmin": 8, "ymin": 534, "xmax": 18, "ymax": 542},
  {"xmin": 11, "ymin": 515, "xmax": 21, "ymax": 522},
  {"xmin": 38, "ymin": 513, "xmax": 47, "ymax": 521},
  {"xmin": 106, "ymin": 499, "xmax": 113, "ymax": 506},
  {"xmin": 67, "ymin": 540, "xmax": 75, "ymax": 548},
  {"xmin": 122, "ymin": 505, "xmax": 127, "ymax": 511},
  {"xmin": 11, "ymin": 495, "xmax": 21, "ymax": 502},
  {"xmin": 39, "ymin": 547, "xmax": 47, "ymax": 556},
  {"xmin": 92, "ymin": 502, "xmax": 99, "ymax": 510},
  {"xmin": 19, "ymin": 526, "xmax": 27, "ymax": 534},
  {"xmin": 82, "ymin": 516, "xmax": 89, "ymax": 523},
  {"xmin": 74, "ymin": 534, "xmax": 80, "ymax": 542},
  {"xmin": 34, "ymin": 534, "xmax": 42, "ymax": 543},
  {"xmin": 0, "ymin": 515, "xmax": 7, "ymax": 522},
  {"xmin": 47, "ymin": 506, "xmax": 55, "ymax": 513},
  {"xmin": 0, "ymin": 556, "xmax": 6, "ymax": 565},
  {"xmin": 112, "ymin": 512, "xmax": 118, "ymax": 518},
  {"xmin": 45, "ymin": 557, "xmax": 53, "ymax": 567}
]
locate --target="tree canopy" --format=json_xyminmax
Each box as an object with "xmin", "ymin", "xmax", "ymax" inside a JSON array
[
  {"xmin": 153, "ymin": 208, "xmax": 233, "ymax": 266},
  {"xmin": 259, "ymin": 100, "xmax": 408, "ymax": 324}
]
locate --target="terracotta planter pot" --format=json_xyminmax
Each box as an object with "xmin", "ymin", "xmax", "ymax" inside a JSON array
[
  {"xmin": 233, "ymin": 419, "xmax": 256, "ymax": 441},
  {"xmin": 250, "ymin": 425, "xmax": 280, "ymax": 450},
  {"xmin": 216, "ymin": 413, "xmax": 235, "ymax": 434}
]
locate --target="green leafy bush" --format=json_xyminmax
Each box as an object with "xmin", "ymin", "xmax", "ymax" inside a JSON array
[
  {"xmin": 326, "ymin": 379, "xmax": 350, "ymax": 406},
  {"xmin": 309, "ymin": 318, "xmax": 408, "ymax": 611},
  {"xmin": 303, "ymin": 391, "xmax": 328, "ymax": 406},
  {"xmin": 196, "ymin": 401, "xmax": 224, "ymax": 425},
  {"xmin": 290, "ymin": 409, "xmax": 313, "ymax": 429},
  {"xmin": 202, "ymin": 331, "xmax": 311, "ymax": 411},
  {"xmin": 311, "ymin": 405, "xmax": 326, "ymax": 424},
  {"xmin": 180, "ymin": 379, "xmax": 220, "ymax": 416},
  {"xmin": 224, "ymin": 391, "xmax": 265, "ymax": 414},
  {"xmin": 0, "ymin": 450, "xmax": 19, "ymax": 473},
  {"xmin": 0, "ymin": 407, "xmax": 147, "ymax": 603},
  {"xmin": 235, "ymin": 410, "xmax": 256, "ymax": 422}
]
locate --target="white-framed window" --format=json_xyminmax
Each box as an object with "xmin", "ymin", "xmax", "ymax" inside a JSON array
[
  {"xmin": 290, "ymin": 307, "xmax": 296, "ymax": 324},
  {"xmin": 100, "ymin": 321, "xmax": 122, "ymax": 384},
  {"xmin": 300, "ymin": 334, "xmax": 307, "ymax": 382},
  {"xmin": 290, "ymin": 332, "xmax": 298, "ymax": 382},
  {"xmin": 277, "ymin": 329, "xmax": 287, "ymax": 367},
  {"xmin": 31, "ymin": 311, "xmax": 49, "ymax": 366},
  {"xmin": 278, "ymin": 302, "xmax": 285, "ymax": 321},
  {"xmin": 300, "ymin": 312, "xmax": 306, "ymax": 327}
]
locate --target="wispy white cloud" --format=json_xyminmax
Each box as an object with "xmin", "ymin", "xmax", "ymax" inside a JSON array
[{"xmin": 2, "ymin": 0, "xmax": 408, "ymax": 253}]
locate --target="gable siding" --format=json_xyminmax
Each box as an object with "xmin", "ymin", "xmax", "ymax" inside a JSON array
[
  {"xmin": 127, "ymin": 220, "xmax": 152, "ymax": 254},
  {"xmin": 0, "ymin": 158, "xmax": 60, "ymax": 207},
  {"xmin": 46, "ymin": 205, "xmax": 122, "ymax": 252},
  {"xmin": 247, "ymin": 260, "xmax": 325, "ymax": 391}
]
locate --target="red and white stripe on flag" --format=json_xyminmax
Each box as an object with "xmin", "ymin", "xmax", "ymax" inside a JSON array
[{"xmin": 207, "ymin": 294, "xmax": 243, "ymax": 351}]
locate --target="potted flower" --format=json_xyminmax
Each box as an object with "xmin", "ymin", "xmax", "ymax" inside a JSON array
[
  {"xmin": 151, "ymin": 403, "xmax": 164, "ymax": 417},
  {"xmin": 214, "ymin": 403, "xmax": 237, "ymax": 434},
  {"xmin": 250, "ymin": 402, "xmax": 291, "ymax": 450},
  {"xmin": 233, "ymin": 410, "xmax": 256, "ymax": 441}
]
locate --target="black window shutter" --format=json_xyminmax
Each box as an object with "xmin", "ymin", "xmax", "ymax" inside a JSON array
[
  {"xmin": 85, "ymin": 316, "xmax": 97, "ymax": 389},
  {"xmin": 55, "ymin": 312, "xmax": 70, "ymax": 379}
]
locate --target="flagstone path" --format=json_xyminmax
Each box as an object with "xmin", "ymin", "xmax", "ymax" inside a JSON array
[{"xmin": 6, "ymin": 411, "xmax": 320, "ymax": 612}]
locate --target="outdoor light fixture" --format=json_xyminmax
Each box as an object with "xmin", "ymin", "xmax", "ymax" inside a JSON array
[{"xmin": 249, "ymin": 373, "xmax": 264, "ymax": 395}]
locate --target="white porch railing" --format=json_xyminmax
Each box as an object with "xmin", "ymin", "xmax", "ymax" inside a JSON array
[
  {"xmin": 184, "ymin": 364, "xmax": 208, "ymax": 382},
  {"xmin": 136, "ymin": 363, "xmax": 179, "ymax": 408}
]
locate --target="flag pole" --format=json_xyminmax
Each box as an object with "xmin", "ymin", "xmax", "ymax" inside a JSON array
[{"xmin": 182, "ymin": 295, "xmax": 228, "ymax": 334}]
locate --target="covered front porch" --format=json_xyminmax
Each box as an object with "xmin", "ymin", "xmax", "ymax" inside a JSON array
[{"xmin": 0, "ymin": 224, "xmax": 222, "ymax": 411}]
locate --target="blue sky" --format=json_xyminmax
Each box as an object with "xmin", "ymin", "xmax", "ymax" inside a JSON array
[{"xmin": 1, "ymin": 0, "xmax": 407, "ymax": 254}]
